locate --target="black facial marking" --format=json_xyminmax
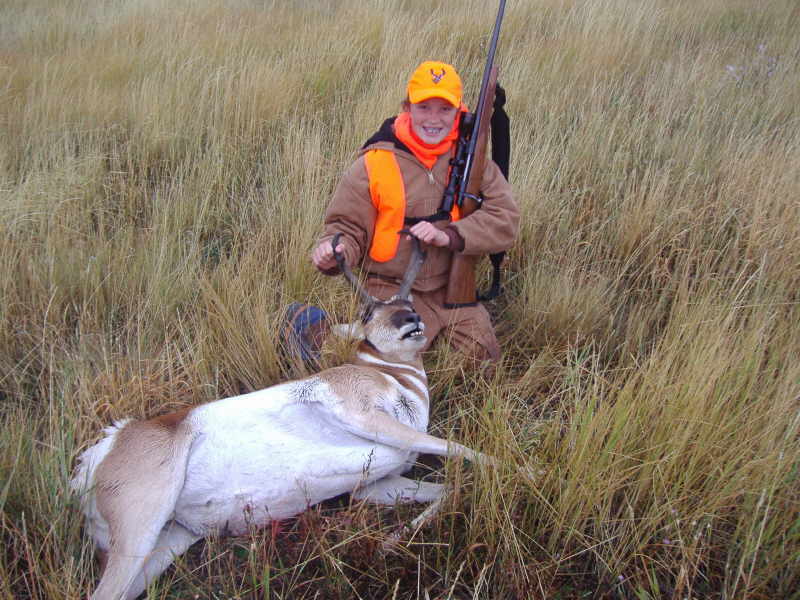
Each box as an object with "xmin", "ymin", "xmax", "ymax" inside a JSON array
[{"xmin": 390, "ymin": 308, "xmax": 421, "ymax": 330}]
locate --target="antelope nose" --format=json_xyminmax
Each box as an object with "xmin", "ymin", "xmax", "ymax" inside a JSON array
[
  {"xmin": 404, "ymin": 312, "xmax": 421, "ymax": 327},
  {"xmin": 391, "ymin": 308, "xmax": 422, "ymax": 329}
]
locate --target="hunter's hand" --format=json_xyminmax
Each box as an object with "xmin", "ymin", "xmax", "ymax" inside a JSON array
[
  {"xmin": 408, "ymin": 222, "xmax": 449, "ymax": 247},
  {"xmin": 312, "ymin": 239, "xmax": 346, "ymax": 271}
]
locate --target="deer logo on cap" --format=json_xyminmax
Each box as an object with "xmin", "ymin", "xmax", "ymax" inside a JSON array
[{"xmin": 430, "ymin": 68, "xmax": 446, "ymax": 84}]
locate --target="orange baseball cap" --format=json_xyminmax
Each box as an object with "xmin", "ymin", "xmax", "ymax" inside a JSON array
[{"xmin": 407, "ymin": 61, "xmax": 463, "ymax": 107}]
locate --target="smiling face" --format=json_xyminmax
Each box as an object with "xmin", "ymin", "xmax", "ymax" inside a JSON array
[{"xmin": 408, "ymin": 97, "xmax": 459, "ymax": 145}]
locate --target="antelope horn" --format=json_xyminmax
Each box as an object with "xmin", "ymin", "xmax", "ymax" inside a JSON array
[
  {"xmin": 394, "ymin": 230, "xmax": 427, "ymax": 301},
  {"xmin": 332, "ymin": 233, "xmax": 376, "ymax": 304}
]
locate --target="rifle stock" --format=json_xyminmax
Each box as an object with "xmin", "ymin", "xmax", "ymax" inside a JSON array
[{"xmin": 444, "ymin": 67, "xmax": 498, "ymax": 308}]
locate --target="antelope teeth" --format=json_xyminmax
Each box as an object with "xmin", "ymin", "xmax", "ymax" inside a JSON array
[{"xmin": 403, "ymin": 329, "xmax": 424, "ymax": 339}]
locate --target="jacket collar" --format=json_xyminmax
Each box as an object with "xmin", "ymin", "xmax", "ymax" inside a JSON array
[{"xmin": 361, "ymin": 117, "xmax": 411, "ymax": 155}]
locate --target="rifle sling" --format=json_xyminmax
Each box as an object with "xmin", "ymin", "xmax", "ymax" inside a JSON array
[
  {"xmin": 481, "ymin": 84, "xmax": 510, "ymax": 301},
  {"xmin": 403, "ymin": 211, "xmax": 451, "ymax": 226}
]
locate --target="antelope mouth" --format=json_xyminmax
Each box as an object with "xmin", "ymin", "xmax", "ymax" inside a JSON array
[{"xmin": 400, "ymin": 323, "xmax": 426, "ymax": 341}]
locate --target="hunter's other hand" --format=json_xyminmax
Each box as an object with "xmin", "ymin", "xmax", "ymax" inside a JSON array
[
  {"xmin": 408, "ymin": 221, "xmax": 449, "ymax": 247},
  {"xmin": 312, "ymin": 239, "xmax": 346, "ymax": 271}
]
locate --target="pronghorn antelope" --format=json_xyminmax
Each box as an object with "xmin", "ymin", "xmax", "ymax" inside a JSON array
[{"xmin": 71, "ymin": 237, "xmax": 493, "ymax": 600}]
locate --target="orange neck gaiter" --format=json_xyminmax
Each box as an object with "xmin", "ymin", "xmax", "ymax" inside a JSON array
[{"xmin": 393, "ymin": 111, "xmax": 461, "ymax": 170}]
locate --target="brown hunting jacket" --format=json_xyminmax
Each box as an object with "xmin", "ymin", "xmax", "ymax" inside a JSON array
[{"xmin": 319, "ymin": 117, "xmax": 519, "ymax": 293}]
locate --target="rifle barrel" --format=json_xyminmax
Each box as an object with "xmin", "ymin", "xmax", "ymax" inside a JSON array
[{"xmin": 459, "ymin": 0, "xmax": 506, "ymax": 202}]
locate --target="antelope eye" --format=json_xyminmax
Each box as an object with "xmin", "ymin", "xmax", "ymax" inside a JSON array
[{"xmin": 360, "ymin": 305, "xmax": 375, "ymax": 324}]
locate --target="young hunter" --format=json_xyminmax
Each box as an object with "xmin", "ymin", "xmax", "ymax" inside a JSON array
[{"xmin": 304, "ymin": 60, "xmax": 518, "ymax": 362}]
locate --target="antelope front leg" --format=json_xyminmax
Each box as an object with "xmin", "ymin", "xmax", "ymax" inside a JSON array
[
  {"xmin": 327, "ymin": 403, "xmax": 497, "ymax": 467},
  {"xmin": 352, "ymin": 475, "xmax": 445, "ymax": 505},
  {"xmin": 355, "ymin": 476, "xmax": 450, "ymax": 551}
]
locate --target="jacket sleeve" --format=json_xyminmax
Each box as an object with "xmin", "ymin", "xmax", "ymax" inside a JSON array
[
  {"xmin": 318, "ymin": 157, "xmax": 377, "ymax": 274},
  {"xmin": 449, "ymin": 160, "xmax": 519, "ymax": 256}
]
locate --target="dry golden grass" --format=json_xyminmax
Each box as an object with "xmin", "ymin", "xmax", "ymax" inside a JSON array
[{"xmin": 2, "ymin": 0, "xmax": 799, "ymax": 598}]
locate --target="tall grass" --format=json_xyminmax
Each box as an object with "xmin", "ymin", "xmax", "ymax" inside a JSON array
[{"xmin": 2, "ymin": 0, "xmax": 798, "ymax": 597}]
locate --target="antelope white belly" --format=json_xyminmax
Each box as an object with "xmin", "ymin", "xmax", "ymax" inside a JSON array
[{"xmin": 173, "ymin": 384, "xmax": 411, "ymax": 536}]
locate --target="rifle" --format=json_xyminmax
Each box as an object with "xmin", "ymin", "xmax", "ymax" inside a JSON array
[{"xmin": 443, "ymin": 0, "xmax": 507, "ymax": 308}]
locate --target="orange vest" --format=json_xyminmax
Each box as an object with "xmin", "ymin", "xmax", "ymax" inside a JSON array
[{"xmin": 364, "ymin": 149, "xmax": 460, "ymax": 262}]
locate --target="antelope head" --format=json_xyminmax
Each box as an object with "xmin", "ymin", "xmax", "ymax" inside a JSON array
[{"xmin": 332, "ymin": 232, "xmax": 427, "ymax": 361}]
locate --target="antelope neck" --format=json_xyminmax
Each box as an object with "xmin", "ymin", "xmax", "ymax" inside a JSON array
[{"xmin": 354, "ymin": 342, "xmax": 425, "ymax": 374}]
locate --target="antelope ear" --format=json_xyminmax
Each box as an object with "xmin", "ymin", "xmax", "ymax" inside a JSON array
[
  {"xmin": 388, "ymin": 293, "xmax": 413, "ymax": 302},
  {"xmin": 331, "ymin": 322, "xmax": 365, "ymax": 341}
]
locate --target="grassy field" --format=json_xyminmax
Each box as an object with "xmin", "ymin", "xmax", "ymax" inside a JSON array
[{"xmin": 2, "ymin": 0, "xmax": 799, "ymax": 598}]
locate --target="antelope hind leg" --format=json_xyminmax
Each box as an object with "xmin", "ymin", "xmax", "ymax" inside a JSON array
[
  {"xmin": 90, "ymin": 421, "xmax": 195, "ymax": 600},
  {"xmin": 123, "ymin": 521, "xmax": 201, "ymax": 600}
]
